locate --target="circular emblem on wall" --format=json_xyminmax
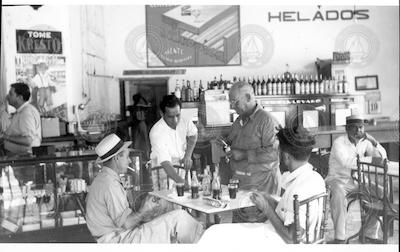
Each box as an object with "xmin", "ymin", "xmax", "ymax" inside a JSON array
[
  {"xmin": 240, "ymin": 24, "xmax": 274, "ymax": 68},
  {"xmin": 335, "ymin": 24, "xmax": 380, "ymax": 68},
  {"xmin": 124, "ymin": 25, "xmax": 148, "ymax": 68}
]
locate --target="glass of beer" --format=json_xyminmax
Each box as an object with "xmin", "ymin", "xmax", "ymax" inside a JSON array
[
  {"xmin": 228, "ymin": 183, "xmax": 237, "ymax": 199},
  {"xmin": 229, "ymin": 179, "xmax": 240, "ymax": 192},
  {"xmin": 176, "ymin": 183, "xmax": 185, "ymax": 197}
]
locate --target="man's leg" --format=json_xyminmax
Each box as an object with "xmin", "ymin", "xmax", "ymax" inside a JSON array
[{"xmin": 327, "ymin": 179, "xmax": 356, "ymax": 241}]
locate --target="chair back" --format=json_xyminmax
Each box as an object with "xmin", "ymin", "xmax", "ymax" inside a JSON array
[
  {"xmin": 292, "ymin": 188, "xmax": 329, "ymax": 244},
  {"xmin": 355, "ymin": 156, "xmax": 397, "ymax": 243},
  {"xmin": 151, "ymin": 165, "xmax": 186, "ymax": 191}
]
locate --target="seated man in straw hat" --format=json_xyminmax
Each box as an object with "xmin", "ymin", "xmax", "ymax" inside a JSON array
[
  {"xmin": 326, "ymin": 114, "xmax": 387, "ymax": 244},
  {"xmin": 86, "ymin": 133, "xmax": 204, "ymax": 243}
]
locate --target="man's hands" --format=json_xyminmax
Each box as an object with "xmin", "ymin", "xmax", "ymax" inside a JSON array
[
  {"xmin": 226, "ymin": 149, "xmax": 247, "ymax": 161},
  {"xmin": 182, "ymin": 154, "xmax": 193, "ymax": 170},
  {"xmin": 139, "ymin": 195, "xmax": 164, "ymax": 222},
  {"xmin": 250, "ymin": 191, "xmax": 269, "ymax": 214}
]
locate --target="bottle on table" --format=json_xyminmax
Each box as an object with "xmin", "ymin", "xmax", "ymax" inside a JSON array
[
  {"xmin": 191, "ymin": 171, "xmax": 200, "ymax": 198},
  {"xmin": 202, "ymin": 166, "xmax": 211, "ymax": 196},
  {"xmin": 211, "ymin": 170, "xmax": 221, "ymax": 200}
]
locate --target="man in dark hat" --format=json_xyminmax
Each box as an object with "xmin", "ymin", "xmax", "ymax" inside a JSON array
[
  {"xmin": 199, "ymin": 126, "xmax": 326, "ymax": 244},
  {"xmin": 326, "ymin": 114, "xmax": 387, "ymax": 244},
  {"xmin": 86, "ymin": 133, "xmax": 204, "ymax": 243}
]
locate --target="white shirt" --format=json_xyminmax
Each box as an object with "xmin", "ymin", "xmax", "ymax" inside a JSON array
[
  {"xmin": 32, "ymin": 72, "xmax": 52, "ymax": 88},
  {"xmin": 4, "ymin": 102, "xmax": 41, "ymax": 154},
  {"xmin": 276, "ymin": 163, "xmax": 326, "ymax": 235},
  {"xmin": 149, "ymin": 117, "xmax": 197, "ymax": 166},
  {"xmin": 326, "ymin": 135, "xmax": 387, "ymax": 183}
]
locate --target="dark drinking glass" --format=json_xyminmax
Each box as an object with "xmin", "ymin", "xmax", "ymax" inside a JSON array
[{"xmin": 176, "ymin": 183, "xmax": 185, "ymax": 197}]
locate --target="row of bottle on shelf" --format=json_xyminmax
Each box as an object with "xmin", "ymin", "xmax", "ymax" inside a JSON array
[{"xmin": 174, "ymin": 73, "xmax": 349, "ymax": 102}]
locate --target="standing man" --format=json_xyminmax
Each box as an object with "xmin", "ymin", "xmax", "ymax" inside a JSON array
[
  {"xmin": 199, "ymin": 126, "xmax": 326, "ymax": 244},
  {"xmin": 86, "ymin": 133, "xmax": 203, "ymax": 243},
  {"xmin": 149, "ymin": 95, "xmax": 198, "ymax": 190},
  {"xmin": 225, "ymin": 81, "xmax": 280, "ymax": 222},
  {"xmin": 31, "ymin": 60, "xmax": 54, "ymax": 112},
  {"xmin": 0, "ymin": 83, "xmax": 41, "ymax": 155},
  {"xmin": 226, "ymin": 81, "xmax": 280, "ymax": 192},
  {"xmin": 326, "ymin": 114, "xmax": 387, "ymax": 244}
]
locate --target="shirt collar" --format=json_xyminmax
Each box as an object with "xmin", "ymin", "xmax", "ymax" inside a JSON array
[
  {"xmin": 101, "ymin": 166, "xmax": 122, "ymax": 184},
  {"xmin": 16, "ymin": 102, "xmax": 29, "ymax": 113},
  {"xmin": 345, "ymin": 134, "xmax": 367, "ymax": 147},
  {"xmin": 239, "ymin": 104, "xmax": 262, "ymax": 126},
  {"xmin": 281, "ymin": 163, "xmax": 313, "ymax": 189}
]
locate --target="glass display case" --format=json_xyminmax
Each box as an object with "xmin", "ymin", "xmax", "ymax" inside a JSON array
[{"xmin": 0, "ymin": 149, "xmax": 143, "ymax": 238}]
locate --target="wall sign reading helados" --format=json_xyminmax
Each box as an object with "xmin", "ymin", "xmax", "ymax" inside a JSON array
[
  {"xmin": 16, "ymin": 29, "xmax": 62, "ymax": 54},
  {"xmin": 267, "ymin": 9, "xmax": 369, "ymax": 22}
]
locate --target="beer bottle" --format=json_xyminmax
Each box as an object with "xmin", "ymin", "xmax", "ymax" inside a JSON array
[
  {"xmin": 174, "ymin": 79, "xmax": 181, "ymax": 100},
  {"xmin": 211, "ymin": 171, "xmax": 221, "ymax": 200},
  {"xmin": 202, "ymin": 166, "xmax": 211, "ymax": 196}
]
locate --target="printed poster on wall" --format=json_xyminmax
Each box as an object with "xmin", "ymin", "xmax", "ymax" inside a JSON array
[
  {"xmin": 145, "ymin": 5, "xmax": 241, "ymax": 67},
  {"xmin": 15, "ymin": 55, "xmax": 67, "ymax": 121}
]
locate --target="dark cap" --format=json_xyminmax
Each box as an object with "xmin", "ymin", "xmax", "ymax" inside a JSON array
[{"xmin": 277, "ymin": 126, "xmax": 316, "ymax": 151}]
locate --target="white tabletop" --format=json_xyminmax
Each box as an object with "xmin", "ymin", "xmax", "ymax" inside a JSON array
[{"xmin": 149, "ymin": 185, "xmax": 255, "ymax": 215}]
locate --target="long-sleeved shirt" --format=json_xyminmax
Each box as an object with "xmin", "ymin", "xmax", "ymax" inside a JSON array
[
  {"xmin": 326, "ymin": 134, "xmax": 387, "ymax": 184},
  {"xmin": 227, "ymin": 104, "xmax": 279, "ymax": 193}
]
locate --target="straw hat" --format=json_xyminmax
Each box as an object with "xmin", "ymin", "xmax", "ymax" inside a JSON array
[
  {"xmin": 346, "ymin": 114, "xmax": 368, "ymax": 125},
  {"xmin": 95, "ymin": 133, "xmax": 132, "ymax": 163}
]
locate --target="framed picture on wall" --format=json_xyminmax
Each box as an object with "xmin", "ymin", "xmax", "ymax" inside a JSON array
[
  {"xmin": 145, "ymin": 5, "xmax": 241, "ymax": 68},
  {"xmin": 355, "ymin": 75, "xmax": 379, "ymax": 91}
]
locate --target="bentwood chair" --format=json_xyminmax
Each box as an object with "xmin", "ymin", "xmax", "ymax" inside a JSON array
[
  {"xmin": 150, "ymin": 165, "xmax": 187, "ymax": 191},
  {"xmin": 346, "ymin": 156, "xmax": 399, "ymax": 244},
  {"xmin": 292, "ymin": 187, "xmax": 329, "ymax": 244}
]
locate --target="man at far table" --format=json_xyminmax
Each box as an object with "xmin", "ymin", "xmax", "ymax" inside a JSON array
[
  {"xmin": 326, "ymin": 114, "xmax": 387, "ymax": 244},
  {"xmin": 0, "ymin": 82, "xmax": 41, "ymax": 155},
  {"xmin": 199, "ymin": 126, "xmax": 326, "ymax": 244},
  {"xmin": 224, "ymin": 81, "xmax": 280, "ymax": 222},
  {"xmin": 149, "ymin": 94, "xmax": 198, "ymax": 190},
  {"xmin": 86, "ymin": 133, "xmax": 204, "ymax": 243}
]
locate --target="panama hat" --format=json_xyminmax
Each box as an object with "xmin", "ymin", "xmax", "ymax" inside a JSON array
[
  {"xmin": 95, "ymin": 133, "xmax": 132, "ymax": 163},
  {"xmin": 346, "ymin": 114, "xmax": 368, "ymax": 125}
]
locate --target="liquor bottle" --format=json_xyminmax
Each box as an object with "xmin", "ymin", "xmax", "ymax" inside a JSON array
[
  {"xmin": 276, "ymin": 75, "xmax": 281, "ymax": 95},
  {"xmin": 342, "ymin": 75, "xmax": 349, "ymax": 93},
  {"xmin": 261, "ymin": 76, "xmax": 267, "ymax": 95},
  {"xmin": 300, "ymin": 74, "xmax": 305, "ymax": 94},
  {"xmin": 207, "ymin": 81, "xmax": 211, "ymax": 90},
  {"xmin": 314, "ymin": 74, "xmax": 319, "ymax": 94},
  {"xmin": 199, "ymin": 80, "xmax": 205, "ymax": 97},
  {"xmin": 294, "ymin": 74, "xmax": 300, "ymax": 95},
  {"xmin": 267, "ymin": 74, "xmax": 272, "ymax": 95},
  {"xmin": 309, "ymin": 75, "xmax": 315, "ymax": 94},
  {"xmin": 272, "ymin": 75, "xmax": 277, "ymax": 95},
  {"xmin": 256, "ymin": 76, "xmax": 261, "ymax": 96},
  {"xmin": 319, "ymin": 75, "xmax": 325, "ymax": 94},
  {"xmin": 251, "ymin": 77, "xmax": 256, "ymax": 95},
  {"xmin": 213, "ymin": 76, "xmax": 218, "ymax": 90},
  {"xmin": 282, "ymin": 74, "xmax": 287, "ymax": 95},
  {"xmin": 219, "ymin": 74, "xmax": 224, "ymax": 90},
  {"xmin": 211, "ymin": 171, "xmax": 221, "ymax": 200},
  {"xmin": 187, "ymin": 81, "xmax": 194, "ymax": 102},
  {"xmin": 181, "ymin": 79, "xmax": 187, "ymax": 102},
  {"xmin": 174, "ymin": 79, "xmax": 181, "ymax": 100},
  {"xmin": 337, "ymin": 75, "xmax": 343, "ymax": 94},
  {"xmin": 193, "ymin": 80, "xmax": 199, "ymax": 101},
  {"xmin": 286, "ymin": 75, "xmax": 291, "ymax": 95},
  {"xmin": 201, "ymin": 166, "xmax": 211, "ymax": 196}
]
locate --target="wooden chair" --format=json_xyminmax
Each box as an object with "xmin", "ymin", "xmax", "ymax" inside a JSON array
[
  {"xmin": 150, "ymin": 165, "xmax": 187, "ymax": 191},
  {"xmin": 346, "ymin": 156, "xmax": 399, "ymax": 244},
  {"xmin": 292, "ymin": 188, "xmax": 329, "ymax": 244}
]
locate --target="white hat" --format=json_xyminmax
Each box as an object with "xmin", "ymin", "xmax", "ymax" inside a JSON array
[
  {"xmin": 95, "ymin": 133, "xmax": 132, "ymax": 163},
  {"xmin": 346, "ymin": 114, "xmax": 368, "ymax": 125}
]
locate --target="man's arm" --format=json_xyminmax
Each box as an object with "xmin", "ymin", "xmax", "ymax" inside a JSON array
[
  {"xmin": 183, "ymin": 134, "xmax": 197, "ymax": 170},
  {"xmin": 123, "ymin": 195, "xmax": 164, "ymax": 230},
  {"xmin": 364, "ymin": 133, "xmax": 387, "ymax": 159},
  {"xmin": 264, "ymin": 204, "xmax": 295, "ymax": 243},
  {"xmin": 160, "ymin": 160, "xmax": 186, "ymax": 184},
  {"xmin": 1, "ymin": 133, "xmax": 32, "ymax": 146}
]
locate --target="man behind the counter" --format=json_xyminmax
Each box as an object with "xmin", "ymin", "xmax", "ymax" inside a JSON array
[
  {"xmin": 0, "ymin": 82, "xmax": 41, "ymax": 155},
  {"xmin": 149, "ymin": 94, "xmax": 198, "ymax": 190},
  {"xmin": 225, "ymin": 81, "xmax": 280, "ymax": 222}
]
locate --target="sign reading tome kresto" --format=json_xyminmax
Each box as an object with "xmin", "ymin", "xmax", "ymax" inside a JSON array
[{"xmin": 16, "ymin": 29, "xmax": 62, "ymax": 54}]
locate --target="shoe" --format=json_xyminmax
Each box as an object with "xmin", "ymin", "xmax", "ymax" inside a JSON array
[
  {"xmin": 327, "ymin": 239, "xmax": 346, "ymax": 244},
  {"xmin": 364, "ymin": 237, "xmax": 383, "ymax": 244}
]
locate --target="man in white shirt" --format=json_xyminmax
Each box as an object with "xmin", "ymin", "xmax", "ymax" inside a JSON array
[
  {"xmin": 0, "ymin": 83, "xmax": 41, "ymax": 155},
  {"xmin": 199, "ymin": 126, "xmax": 326, "ymax": 244},
  {"xmin": 86, "ymin": 133, "xmax": 204, "ymax": 243},
  {"xmin": 326, "ymin": 114, "xmax": 387, "ymax": 243},
  {"xmin": 149, "ymin": 95, "xmax": 198, "ymax": 190},
  {"xmin": 31, "ymin": 61, "xmax": 54, "ymax": 112}
]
